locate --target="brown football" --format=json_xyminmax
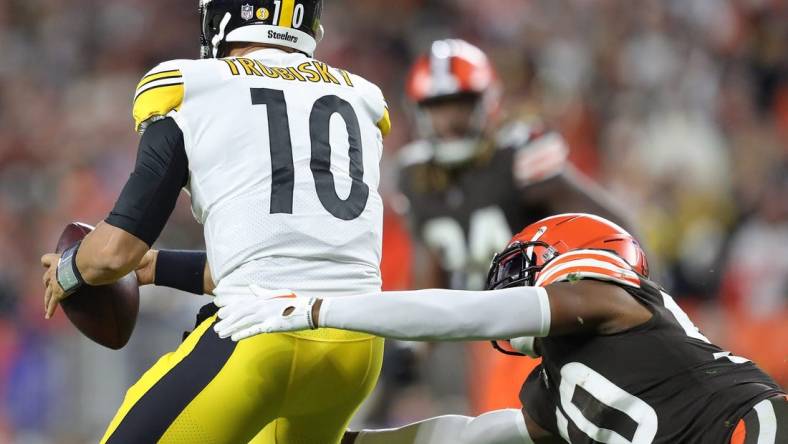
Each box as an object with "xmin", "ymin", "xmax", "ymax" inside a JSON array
[{"xmin": 55, "ymin": 222, "xmax": 140, "ymax": 350}]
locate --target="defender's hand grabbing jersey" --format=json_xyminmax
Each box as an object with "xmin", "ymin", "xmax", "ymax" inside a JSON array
[
  {"xmin": 134, "ymin": 50, "xmax": 389, "ymax": 297},
  {"xmin": 102, "ymin": 50, "xmax": 390, "ymax": 444}
]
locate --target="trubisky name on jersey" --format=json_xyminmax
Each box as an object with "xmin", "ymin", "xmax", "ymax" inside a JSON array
[{"xmin": 223, "ymin": 58, "xmax": 355, "ymax": 87}]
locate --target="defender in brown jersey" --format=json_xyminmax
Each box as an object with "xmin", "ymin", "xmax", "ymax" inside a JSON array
[{"xmin": 214, "ymin": 213, "xmax": 786, "ymax": 444}]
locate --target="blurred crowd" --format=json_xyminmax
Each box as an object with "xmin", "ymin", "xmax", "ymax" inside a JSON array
[{"xmin": 0, "ymin": 0, "xmax": 785, "ymax": 442}]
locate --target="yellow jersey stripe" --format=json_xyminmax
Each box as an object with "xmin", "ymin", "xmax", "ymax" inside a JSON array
[
  {"xmin": 278, "ymin": 0, "xmax": 295, "ymax": 27},
  {"xmin": 137, "ymin": 69, "xmax": 182, "ymax": 89},
  {"xmin": 377, "ymin": 108, "xmax": 392, "ymax": 138},
  {"xmin": 134, "ymin": 82, "xmax": 184, "ymax": 103},
  {"xmin": 137, "ymin": 74, "xmax": 183, "ymax": 91},
  {"xmin": 133, "ymin": 83, "xmax": 185, "ymax": 132}
]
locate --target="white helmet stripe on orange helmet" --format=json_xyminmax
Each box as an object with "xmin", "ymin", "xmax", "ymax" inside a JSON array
[
  {"xmin": 429, "ymin": 40, "xmax": 459, "ymax": 96},
  {"xmin": 407, "ymin": 38, "xmax": 500, "ymax": 103}
]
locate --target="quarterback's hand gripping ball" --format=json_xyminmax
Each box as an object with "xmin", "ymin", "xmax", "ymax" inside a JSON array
[
  {"xmin": 45, "ymin": 222, "xmax": 140, "ymax": 349},
  {"xmin": 214, "ymin": 285, "xmax": 318, "ymax": 341}
]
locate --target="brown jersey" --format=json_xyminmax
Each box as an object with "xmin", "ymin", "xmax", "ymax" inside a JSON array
[
  {"xmin": 398, "ymin": 123, "xmax": 569, "ymax": 289},
  {"xmin": 520, "ymin": 270, "xmax": 783, "ymax": 443}
]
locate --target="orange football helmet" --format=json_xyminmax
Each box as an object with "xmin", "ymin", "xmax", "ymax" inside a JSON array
[
  {"xmin": 487, "ymin": 213, "xmax": 648, "ymax": 291},
  {"xmin": 406, "ymin": 39, "xmax": 500, "ymax": 104},
  {"xmin": 486, "ymin": 213, "xmax": 647, "ymax": 356},
  {"xmin": 405, "ymin": 39, "xmax": 502, "ymax": 165}
]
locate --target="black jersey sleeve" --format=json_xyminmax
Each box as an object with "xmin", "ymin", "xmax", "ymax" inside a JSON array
[{"xmin": 105, "ymin": 118, "xmax": 188, "ymax": 246}]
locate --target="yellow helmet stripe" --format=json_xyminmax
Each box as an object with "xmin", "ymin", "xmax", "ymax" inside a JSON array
[{"xmin": 278, "ymin": 0, "xmax": 295, "ymax": 28}]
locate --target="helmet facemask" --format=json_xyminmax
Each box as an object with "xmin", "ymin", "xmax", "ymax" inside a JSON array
[
  {"xmin": 199, "ymin": 2, "xmax": 209, "ymax": 58},
  {"xmin": 486, "ymin": 240, "xmax": 554, "ymax": 357},
  {"xmin": 486, "ymin": 240, "xmax": 554, "ymax": 291},
  {"xmin": 415, "ymin": 93, "xmax": 493, "ymax": 167},
  {"xmin": 200, "ymin": 7, "xmax": 232, "ymax": 58}
]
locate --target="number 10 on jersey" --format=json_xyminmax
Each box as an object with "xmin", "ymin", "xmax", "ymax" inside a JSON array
[{"xmin": 251, "ymin": 88, "xmax": 369, "ymax": 221}]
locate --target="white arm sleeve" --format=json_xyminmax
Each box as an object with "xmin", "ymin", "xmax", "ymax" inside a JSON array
[
  {"xmin": 319, "ymin": 287, "xmax": 551, "ymax": 341},
  {"xmin": 355, "ymin": 409, "xmax": 533, "ymax": 444}
]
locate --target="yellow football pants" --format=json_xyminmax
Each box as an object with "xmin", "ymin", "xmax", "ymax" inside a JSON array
[{"xmin": 100, "ymin": 315, "xmax": 384, "ymax": 444}]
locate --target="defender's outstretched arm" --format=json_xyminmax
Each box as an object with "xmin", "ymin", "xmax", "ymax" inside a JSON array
[{"xmin": 214, "ymin": 279, "xmax": 650, "ymax": 341}]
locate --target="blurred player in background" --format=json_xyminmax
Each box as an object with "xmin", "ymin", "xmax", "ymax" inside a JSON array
[
  {"xmin": 215, "ymin": 213, "xmax": 787, "ymax": 444},
  {"xmin": 39, "ymin": 0, "xmax": 391, "ymax": 442},
  {"xmin": 400, "ymin": 39, "xmax": 633, "ymax": 291},
  {"xmin": 395, "ymin": 39, "xmax": 636, "ymax": 413}
]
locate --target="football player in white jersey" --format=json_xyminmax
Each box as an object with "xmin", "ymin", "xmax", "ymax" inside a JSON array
[{"xmin": 40, "ymin": 1, "xmax": 391, "ymax": 442}]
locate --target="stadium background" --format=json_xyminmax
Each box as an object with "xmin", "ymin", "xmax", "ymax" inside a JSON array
[{"xmin": 0, "ymin": 0, "xmax": 785, "ymax": 442}]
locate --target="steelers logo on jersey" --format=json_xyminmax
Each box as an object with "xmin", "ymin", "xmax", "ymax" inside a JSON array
[{"xmin": 257, "ymin": 7, "xmax": 270, "ymax": 21}]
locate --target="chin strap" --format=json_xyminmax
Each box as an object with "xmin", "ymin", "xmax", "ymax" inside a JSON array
[{"xmin": 491, "ymin": 340, "xmax": 527, "ymax": 357}]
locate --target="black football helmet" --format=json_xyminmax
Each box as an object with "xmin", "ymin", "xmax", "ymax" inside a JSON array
[{"xmin": 199, "ymin": 0, "xmax": 324, "ymax": 59}]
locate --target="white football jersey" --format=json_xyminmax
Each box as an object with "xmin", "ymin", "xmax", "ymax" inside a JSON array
[{"xmin": 132, "ymin": 48, "xmax": 390, "ymax": 297}]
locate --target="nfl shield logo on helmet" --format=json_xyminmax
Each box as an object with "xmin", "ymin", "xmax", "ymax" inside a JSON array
[{"xmin": 241, "ymin": 4, "xmax": 254, "ymax": 21}]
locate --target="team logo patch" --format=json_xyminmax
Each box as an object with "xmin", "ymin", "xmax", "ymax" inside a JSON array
[
  {"xmin": 241, "ymin": 4, "xmax": 254, "ymax": 21},
  {"xmin": 256, "ymin": 7, "xmax": 270, "ymax": 20}
]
